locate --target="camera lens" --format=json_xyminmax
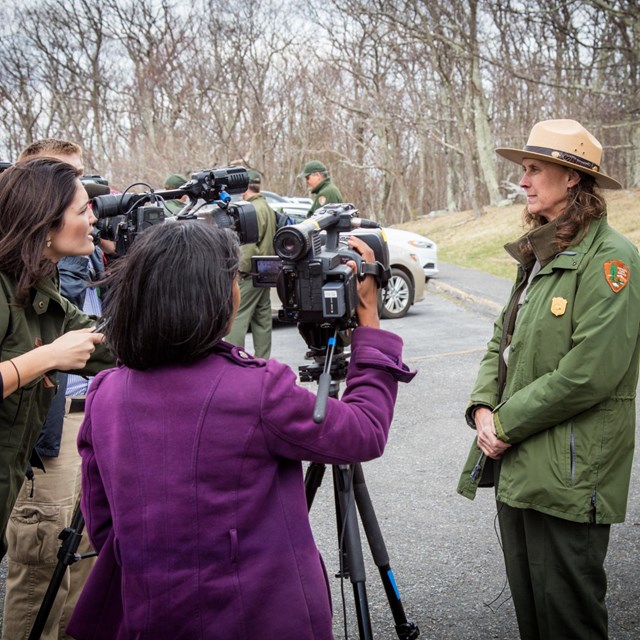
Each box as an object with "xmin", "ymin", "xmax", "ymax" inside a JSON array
[{"xmin": 274, "ymin": 227, "xmax": 310, "ymax": 261}]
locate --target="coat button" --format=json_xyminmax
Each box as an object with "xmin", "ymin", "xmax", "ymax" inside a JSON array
[{"xmin": 38, "ymin": 301, "xmax": 45, "ymax": 309}]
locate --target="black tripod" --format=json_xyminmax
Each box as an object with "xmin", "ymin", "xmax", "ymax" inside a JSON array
[
  {"xmin": 298, "ymin": 325, "xmax": 420, "ymax": 640},
  {"xmin": 27, "ymin": 499, "xmax": 95, "ymax": 640}
]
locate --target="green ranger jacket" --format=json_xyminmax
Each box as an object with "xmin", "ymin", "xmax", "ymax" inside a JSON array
[
  {"xmin": 0, "ymin": 272, "xmax": 114, "ymax": 554},
  {"xmin": 457, "ymin": 216, "xmax": 640, "ymax": 524},
  {"xmin": 238, "ymin": 193, "xmax": 277, "ymax": 274},
  {"xmin": 307, "ymin": 177, "xmax": 344, "ymax": 217}
]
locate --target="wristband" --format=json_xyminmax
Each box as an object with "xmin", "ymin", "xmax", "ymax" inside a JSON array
[{"xmin": 8, "ymin": 359, "xmax": 21, "ymax": 389}]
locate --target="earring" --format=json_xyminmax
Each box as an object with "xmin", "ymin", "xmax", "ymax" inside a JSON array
[{"xmin": 46, "ymin": 238, "xmax": 52, "ymax": 248}]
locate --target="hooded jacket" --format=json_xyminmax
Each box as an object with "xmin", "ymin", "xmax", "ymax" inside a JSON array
[{"xmin": 458, "ymin": 216, "xmax": 640, "ymax": 524}]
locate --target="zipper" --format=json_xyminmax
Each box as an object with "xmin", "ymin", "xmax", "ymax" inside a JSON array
[{"xmin": 570, "ymin": 425, "xmax": 575, "ymax": 484}]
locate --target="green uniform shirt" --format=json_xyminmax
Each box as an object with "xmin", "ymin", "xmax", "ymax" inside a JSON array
[
  {"xmin": 307, "ymin": 177, "xmax": 344, "ymax": 217},
  {"xmin": 458, "ymin": 217, "xmax": 640, "ymax": 524},
  {"xmin": 238, "ymin": 193, "xmax": 277, "ymax": 274},
  {"xmin": 164, "ymin": 199, "xmax": 186, "ymax": 216},
  {"xmin": 0, "ymin": 272, "xmax": 114, "ymax": 554}
]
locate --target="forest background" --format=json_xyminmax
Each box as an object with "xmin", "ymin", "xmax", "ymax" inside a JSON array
[{"xmin": 0, "ymin": 0, "xmax": 638, "ymax": 227}]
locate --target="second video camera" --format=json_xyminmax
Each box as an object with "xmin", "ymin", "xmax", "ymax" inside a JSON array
[{"xmin": 91, "ymin": 167, "xmax": 258, "ymax": 254}]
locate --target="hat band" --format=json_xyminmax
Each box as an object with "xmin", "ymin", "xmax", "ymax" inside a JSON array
[{"xmin": 524, "ymin": 145, "xmax": 600, "ymax": 172}]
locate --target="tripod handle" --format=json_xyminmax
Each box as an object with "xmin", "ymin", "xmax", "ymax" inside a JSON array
[{"xmin": 313, "ymin": 372, "xmax": 331, "ymax": 423}]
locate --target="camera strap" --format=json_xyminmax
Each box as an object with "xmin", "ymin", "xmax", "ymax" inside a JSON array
[{"xmin": 359, "ymin": 261, "xmax": 391, "ymax": 288}]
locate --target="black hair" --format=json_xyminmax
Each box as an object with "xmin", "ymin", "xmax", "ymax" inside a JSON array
[{"xmin": 102, "ymin": 222, "xmax": 240, "ymax": 370}]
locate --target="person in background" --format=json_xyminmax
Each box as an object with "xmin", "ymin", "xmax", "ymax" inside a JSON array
[
  {"xmin": 298, "ymin": 160, "xmax": 344, "ymax": 217},
  {"xmin": 163, "ymin": 173, "xmax": 188, "ymax": 215},
  {"xmin": 67, "ymin": 222, "xmax": 414, "ymax": 639},
  {"xmin": 225, "ymin": 169, "xmax": 277, "ymax": 359},
  {"xmin": 2, "ymin": 140, "xmax": 112, "ymax": 640},
  {"xmin": 457, "ymin": 119, "xmax": 640, "ymax": 640}
]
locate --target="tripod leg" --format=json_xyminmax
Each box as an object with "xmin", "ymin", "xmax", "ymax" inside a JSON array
[
  {"xmin": 334, "ymin": 465, "xmax": 374, "ymax": 640},
  {"xmin": 304, "ymin": 461, "xmax": 327, "ymax": 510},
  {"xmin": 28, "ymin": 502, "xmax": 87, "ymax": 640},
  {"xmin": 352, "ymin": 464, "xmax": 421, "ymax": 640}
]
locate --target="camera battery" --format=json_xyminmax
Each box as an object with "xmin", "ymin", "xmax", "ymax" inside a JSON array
[{"xmin": 322, "ymin": 281, "xmax": 346, "ymax": 318}]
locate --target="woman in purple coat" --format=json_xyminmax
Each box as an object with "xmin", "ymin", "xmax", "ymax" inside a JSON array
[{"xmin": 68, "ymin": 221, "xmax": 414, "ymax": 640}]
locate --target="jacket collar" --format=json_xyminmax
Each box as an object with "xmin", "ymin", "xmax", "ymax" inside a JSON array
[
  {"xmin": 33, "ymin": 275, "xmax": 64, "ymax": 315},
  {"xmin": 504, "ymin": 216, "xmax": 606, "ymax": 270},
  {"xmin": 311, "ymin": 177, "xmax": 330, "ymax": 195}
]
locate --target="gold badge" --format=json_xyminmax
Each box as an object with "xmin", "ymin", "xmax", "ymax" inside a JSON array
[{"xmin": 551, "ymin": 297, "xmax": 568, "ymax": 316}]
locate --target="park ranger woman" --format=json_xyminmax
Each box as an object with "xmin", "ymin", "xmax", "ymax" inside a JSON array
[{"xmin": 458, "ymin": 119, "xmax": 640, "ymax": 640}]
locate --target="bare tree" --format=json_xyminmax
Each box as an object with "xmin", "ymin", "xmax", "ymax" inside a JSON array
[{"xmin": 0, "ymin": 0, "xmax": 636, "ymax": 210}]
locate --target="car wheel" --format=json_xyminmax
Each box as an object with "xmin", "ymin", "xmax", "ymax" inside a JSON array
[{"xmin": 382, "ymin": 268, "xmax": 414, "ymax": 319}]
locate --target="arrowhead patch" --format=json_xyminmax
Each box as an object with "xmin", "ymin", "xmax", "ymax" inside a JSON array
[{"xmin": 604, "ymin": 260, "xmax": 629, "ymax": 293}]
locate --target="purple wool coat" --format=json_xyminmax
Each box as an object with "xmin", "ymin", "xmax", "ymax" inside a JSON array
[{"xmin": 67, "ymin": 327, "xmax": 414, "ymax": 640}]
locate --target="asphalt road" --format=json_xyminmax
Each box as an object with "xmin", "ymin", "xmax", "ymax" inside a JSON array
[{"xmin": 2, "ymin": 264, "xmax": 639, "ymax": 639}]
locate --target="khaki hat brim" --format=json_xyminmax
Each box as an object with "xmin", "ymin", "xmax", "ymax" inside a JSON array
[{"xmin": 496, "ymin": 147, "xmax": 622, "ymax": 190}]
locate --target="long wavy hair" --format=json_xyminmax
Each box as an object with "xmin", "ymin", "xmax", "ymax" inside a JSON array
[
  {"xmin": 0, "ymin": 158, "xmax": 80, "ymax": 304},
  {"xmin": 521, "ymin": 171, "xmax": 606, "ymax": 259}
]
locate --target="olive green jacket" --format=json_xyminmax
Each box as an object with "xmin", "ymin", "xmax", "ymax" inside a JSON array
[
  {"xmin": 238, "ymin": 193, "xmax": 277, "ymax": 274},
  {"xmin": 457, "ymin": 217, "xmax": 640, "ymax": 524},
  {"xmin": 306, "ymin": 177, "xmax": 344, "ymax": 217},
  {"xmin": 0, "ymin": 272, "xmax": 114, "ymax": 555}
]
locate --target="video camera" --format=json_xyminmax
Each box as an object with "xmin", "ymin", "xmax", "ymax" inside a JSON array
[
  {"xmin": 91, "ymin": 166, "xmax": 258, "ymax": 254},
  {"xmin": 80, "ymin": 174, "xmax": 111, "ymax": 199},
  {"xmin": 252, "ymin": 203, "xmax": 390, "ymax": 328}
]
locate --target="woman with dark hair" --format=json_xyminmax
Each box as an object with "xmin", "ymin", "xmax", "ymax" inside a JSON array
[
  {"xmin": 457, "ymin": 119, "xmax": 640, "ymax": 639},
  {"xmin": 0, "ymin": 158, "xmax": 111, "ymax": 559},
  {"xmin": 68, "ymin": 221, "xmax": 414, "ymax": 640}
]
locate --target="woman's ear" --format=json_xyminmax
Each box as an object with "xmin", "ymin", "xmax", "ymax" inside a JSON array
[{"xmin": 567, "ymin": 169, "xmax": 581, "ymax": 189}]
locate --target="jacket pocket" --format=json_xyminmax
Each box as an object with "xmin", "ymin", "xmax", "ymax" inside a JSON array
[
  {"xmin": 569, "ymin": 424, "xmax": 576, "ymax": 485},
  {"xmin": 7, "ymin": 502, "xmax": 62, "ymax": 564}
]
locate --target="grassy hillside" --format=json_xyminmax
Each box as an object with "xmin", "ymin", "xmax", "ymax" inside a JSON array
[{"xmin": 396, "ymin": 189, "xmax": 640, "ymax": 280}]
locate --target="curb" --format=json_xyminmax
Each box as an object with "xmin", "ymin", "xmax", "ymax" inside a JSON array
[{"xmin": 430, "ymin": 280, "xmax": 504, "ymax": 316}]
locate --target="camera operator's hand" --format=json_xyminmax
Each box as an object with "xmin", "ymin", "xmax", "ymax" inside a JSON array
[
  {"xmin": 44, "ymin": 328, "xmax": 105, "ymax": 371},
  {"xmin": 347, "ymin": 236, "xmax": 380, "ymax": 329}
]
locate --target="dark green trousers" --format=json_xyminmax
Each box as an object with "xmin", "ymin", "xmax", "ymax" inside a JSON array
[
  {"xmin": 497, "ymin": 502, "xmax": 610, "ymax": 640},
  {"xmin": 226, "ymin": 278, "xmax": 272, "ymax": 359}
]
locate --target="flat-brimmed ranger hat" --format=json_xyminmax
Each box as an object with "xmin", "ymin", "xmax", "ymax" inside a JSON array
[{"xmin": 496, "ymin": 119, "xmax": 622, "ymax": 190}]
